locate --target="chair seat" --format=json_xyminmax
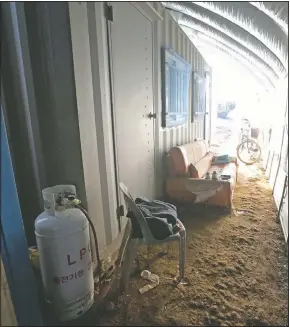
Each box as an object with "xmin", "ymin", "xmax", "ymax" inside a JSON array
[{"xmin": 136, "ymin": 218, "xmax": 185, "ymax": 246}]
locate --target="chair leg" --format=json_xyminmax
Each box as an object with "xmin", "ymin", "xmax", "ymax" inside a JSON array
[
  {"xmin": 178, "ymin": 229, "xmax": 186, "ymax": 284},
  {"xmin": 161, "ymin": 243, "xmax": 169, "ymax": 256},
  {"xmin": 120, "ymin": 238, "xmax": 138, "ymax": 293},
  {"xmin": 144, "ymin": 245, "xmax": 149, "ymax": 269}
]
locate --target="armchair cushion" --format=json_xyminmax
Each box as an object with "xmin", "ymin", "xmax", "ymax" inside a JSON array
[
  {"xmin": 166, "ymin": 178, "xmax": 233, "ymax": 209},
  {"xmin": 194, "ymin": 151, "xmax": 214, "ymax": 178},
  {"xmin": 188, "ymin": 163, "xmax": 199, "ymax": 178}
]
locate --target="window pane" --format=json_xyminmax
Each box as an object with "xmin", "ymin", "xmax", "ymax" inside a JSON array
[
  {"xmin": 162, "ymin": 48, "xmax": 191, "ymax": 127},
  {"xmin": 165, "ymin": 63, "xmax": 169, "ymax": 114}
]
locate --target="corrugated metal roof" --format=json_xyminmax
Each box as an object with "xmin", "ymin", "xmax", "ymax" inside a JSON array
[{"xmin": 161, "ymin": 2, "xmax": 288, "ymax": 92}]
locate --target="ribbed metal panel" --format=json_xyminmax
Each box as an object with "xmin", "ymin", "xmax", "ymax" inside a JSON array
[
  {"xmin": 155, "ymin": 6, "xmax": 207, "ymax": 154},
  {"xmin": 153, "ymin": 4, "xmax": 208, "ymax": 196}
]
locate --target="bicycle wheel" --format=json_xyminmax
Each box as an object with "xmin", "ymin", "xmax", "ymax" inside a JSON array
[{"xmin": 237, "ymin": 139, "xmax": 261, "ymax": 165}]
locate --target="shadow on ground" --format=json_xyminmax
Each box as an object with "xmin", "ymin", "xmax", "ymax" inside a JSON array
[{"xmin": 95, "ymin": 173, "xmax": 288, "ymax": 327}]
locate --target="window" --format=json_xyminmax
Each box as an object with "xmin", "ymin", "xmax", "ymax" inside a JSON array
[
  {"xmin": 192, "ymin": 72, "xmax": 206, "ymax": 122},
  {"xmin": 161, "ymin": 47, "xmax": 191, "ymax": 128}
]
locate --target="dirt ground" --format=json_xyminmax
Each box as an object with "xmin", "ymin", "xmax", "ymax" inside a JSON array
[
  {"xmin": 96, "ymin": 167, "xmax": 288, "ymax": 327},
  {"xmin": 214, "ymin": 118, "xmax": 233, "ymax": 147}
]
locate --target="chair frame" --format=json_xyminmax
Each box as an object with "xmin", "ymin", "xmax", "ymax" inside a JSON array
[{"xmin": 119, "ymin": 182, "xmax": 186, "ymax": 289}]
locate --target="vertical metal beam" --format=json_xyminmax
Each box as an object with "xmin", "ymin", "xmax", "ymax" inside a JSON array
[
  {"xmin": 2, "ymin": 2, "xmax": 46, "ymax": 203},
  {"xmin": 273, "ymin": 125, "xmax": 285, "ymax": 192},
  {"xmin": 1, "ymin": 110, "xmax": 43, "ymax": 326},
  {"xmin": 2, "ymin": 2, "xmax": 46, "ymax": 245},
  {"xmin": 273, "ymin": 95, "xmax": 288, "ymax": 191},
  {"xmin": 105, "ymin": 2, "xmax": 122, "ymax": 232},
  {"xmin": 268, "ymin": 151, "xmax": 275, "ymax": 178},
  {"xmin": 265, "ymin": 151, "xmax": 270, "ymax": 171},
  {"xmin": 276, "ymin": 175, "xmax": 288, "ymax": 223}
]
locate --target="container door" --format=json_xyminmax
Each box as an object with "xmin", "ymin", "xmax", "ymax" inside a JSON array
[{"xmin": 109, "ymin": 2, "xmax": 155, "ymax": 199}]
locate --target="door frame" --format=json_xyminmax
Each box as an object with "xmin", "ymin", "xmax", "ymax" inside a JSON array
[
  {"xmin": 105, "ymin": 1, "xmax": 122, "ymax": 230},
  {"xmin": 130, "ymin": 2, "xmax": 163, "ymax": 22}
]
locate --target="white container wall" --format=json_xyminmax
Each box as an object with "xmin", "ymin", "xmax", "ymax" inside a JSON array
[
  {"xmin": 69, "ymin": 2, "xmax": 212, "ymax": 255},
  {"xmin": 154, "ymin": 4, "xmax": 207, "ymax": 150},
  {"xmin": 152, "ymin": 3, "xmax": 211, "ymax": 196},
  {"xmin": 69, "ymin": 2, "xmax": 120, "ymax": 255},
  {"xmin": 4, "ymin": 2, "xmax": 212, "ymax": 263}
]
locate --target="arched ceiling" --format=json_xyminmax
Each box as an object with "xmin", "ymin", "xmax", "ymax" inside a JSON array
[{"xmin": 161, "ymin": 1, "xmax": 289, "ymax": 93}]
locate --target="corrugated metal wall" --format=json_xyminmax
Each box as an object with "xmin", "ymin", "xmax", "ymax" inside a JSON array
[
  {"xmin": 155, "ymin": 3, "xmax": 206, "ymax": 151},
  {"xmin": 4, "ymin": 2, "xmax": 212, "ymax": 263},
  {"xmin": 152, "ymin": 3, "xmax": 210, "ymax": 196},
  {"xmin": 262, "ymin": 77, "xmax": 288, "ymax": 242}
]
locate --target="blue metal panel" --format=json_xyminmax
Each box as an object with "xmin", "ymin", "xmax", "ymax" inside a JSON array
[{"xmin": 1, "ymin": 110, "xmax": 43, "ymax": 326}]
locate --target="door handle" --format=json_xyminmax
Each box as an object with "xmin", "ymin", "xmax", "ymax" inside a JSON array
[{"xmin": 148, "ymin": 112, "xmax": 156, "ymax": 119}]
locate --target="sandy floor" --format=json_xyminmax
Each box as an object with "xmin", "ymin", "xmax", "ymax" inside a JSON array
[
  {"xmin": 211, "ymin": 117, "xmax": 241, "ymax": 157},
  {"xmin": 96, "ymin": 168, "xmax": 288, "ymax": 327}
]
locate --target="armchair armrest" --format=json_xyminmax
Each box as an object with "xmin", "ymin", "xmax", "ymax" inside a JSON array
[
  {"xmin": 166, "ymin": 177, "xmax": 233, "ymax": 210},
  {"xmin": 185, "ymin": 178, "xmax": 231, "ymax": 203}
]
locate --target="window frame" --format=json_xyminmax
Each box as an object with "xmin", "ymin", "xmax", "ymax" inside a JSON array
[
  {"xmin": 161, "ymin": 47, "xmax": 191, "ymax": 128},
  {"xmin": 191, "ymin": 71, "xmax": 206, "ymax": 122}
]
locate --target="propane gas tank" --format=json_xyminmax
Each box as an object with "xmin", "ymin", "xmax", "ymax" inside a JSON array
[{"xmin": 35, "ymin": 185, "xmax": 94, "ymax": 321}]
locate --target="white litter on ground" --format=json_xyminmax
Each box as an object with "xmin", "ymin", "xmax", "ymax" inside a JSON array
[{"xmin": 139, "ymin": 270, "xmax": 159, "ymax": 294}]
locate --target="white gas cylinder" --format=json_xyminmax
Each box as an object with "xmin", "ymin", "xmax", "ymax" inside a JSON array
[{"xmin": 35, "ymin": 185, "xmax": 94, "ymax": 321}]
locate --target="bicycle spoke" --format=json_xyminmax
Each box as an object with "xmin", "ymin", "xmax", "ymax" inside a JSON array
[{"xmin": 237, "ymin": 139, "xmax": 261, "ymax": 165}]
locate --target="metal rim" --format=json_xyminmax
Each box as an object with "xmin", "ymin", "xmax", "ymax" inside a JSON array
[{"xmin": 237, "ymin": 139, "xmax": 261, "ymax": 165}]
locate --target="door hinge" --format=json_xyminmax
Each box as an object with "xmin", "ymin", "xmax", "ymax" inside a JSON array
[
  {"xmin": 106, "ymin": 4, "xmax": 114, "ymax": 22},
  {"xmin": 117, "ymin": 205, "xmax": 124, "ymax": 217}
]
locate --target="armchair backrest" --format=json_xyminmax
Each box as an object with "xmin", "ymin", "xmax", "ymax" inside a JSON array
[{"xmin": 168, "ymin": 140, "xmax": 208, "ymax": 177}]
